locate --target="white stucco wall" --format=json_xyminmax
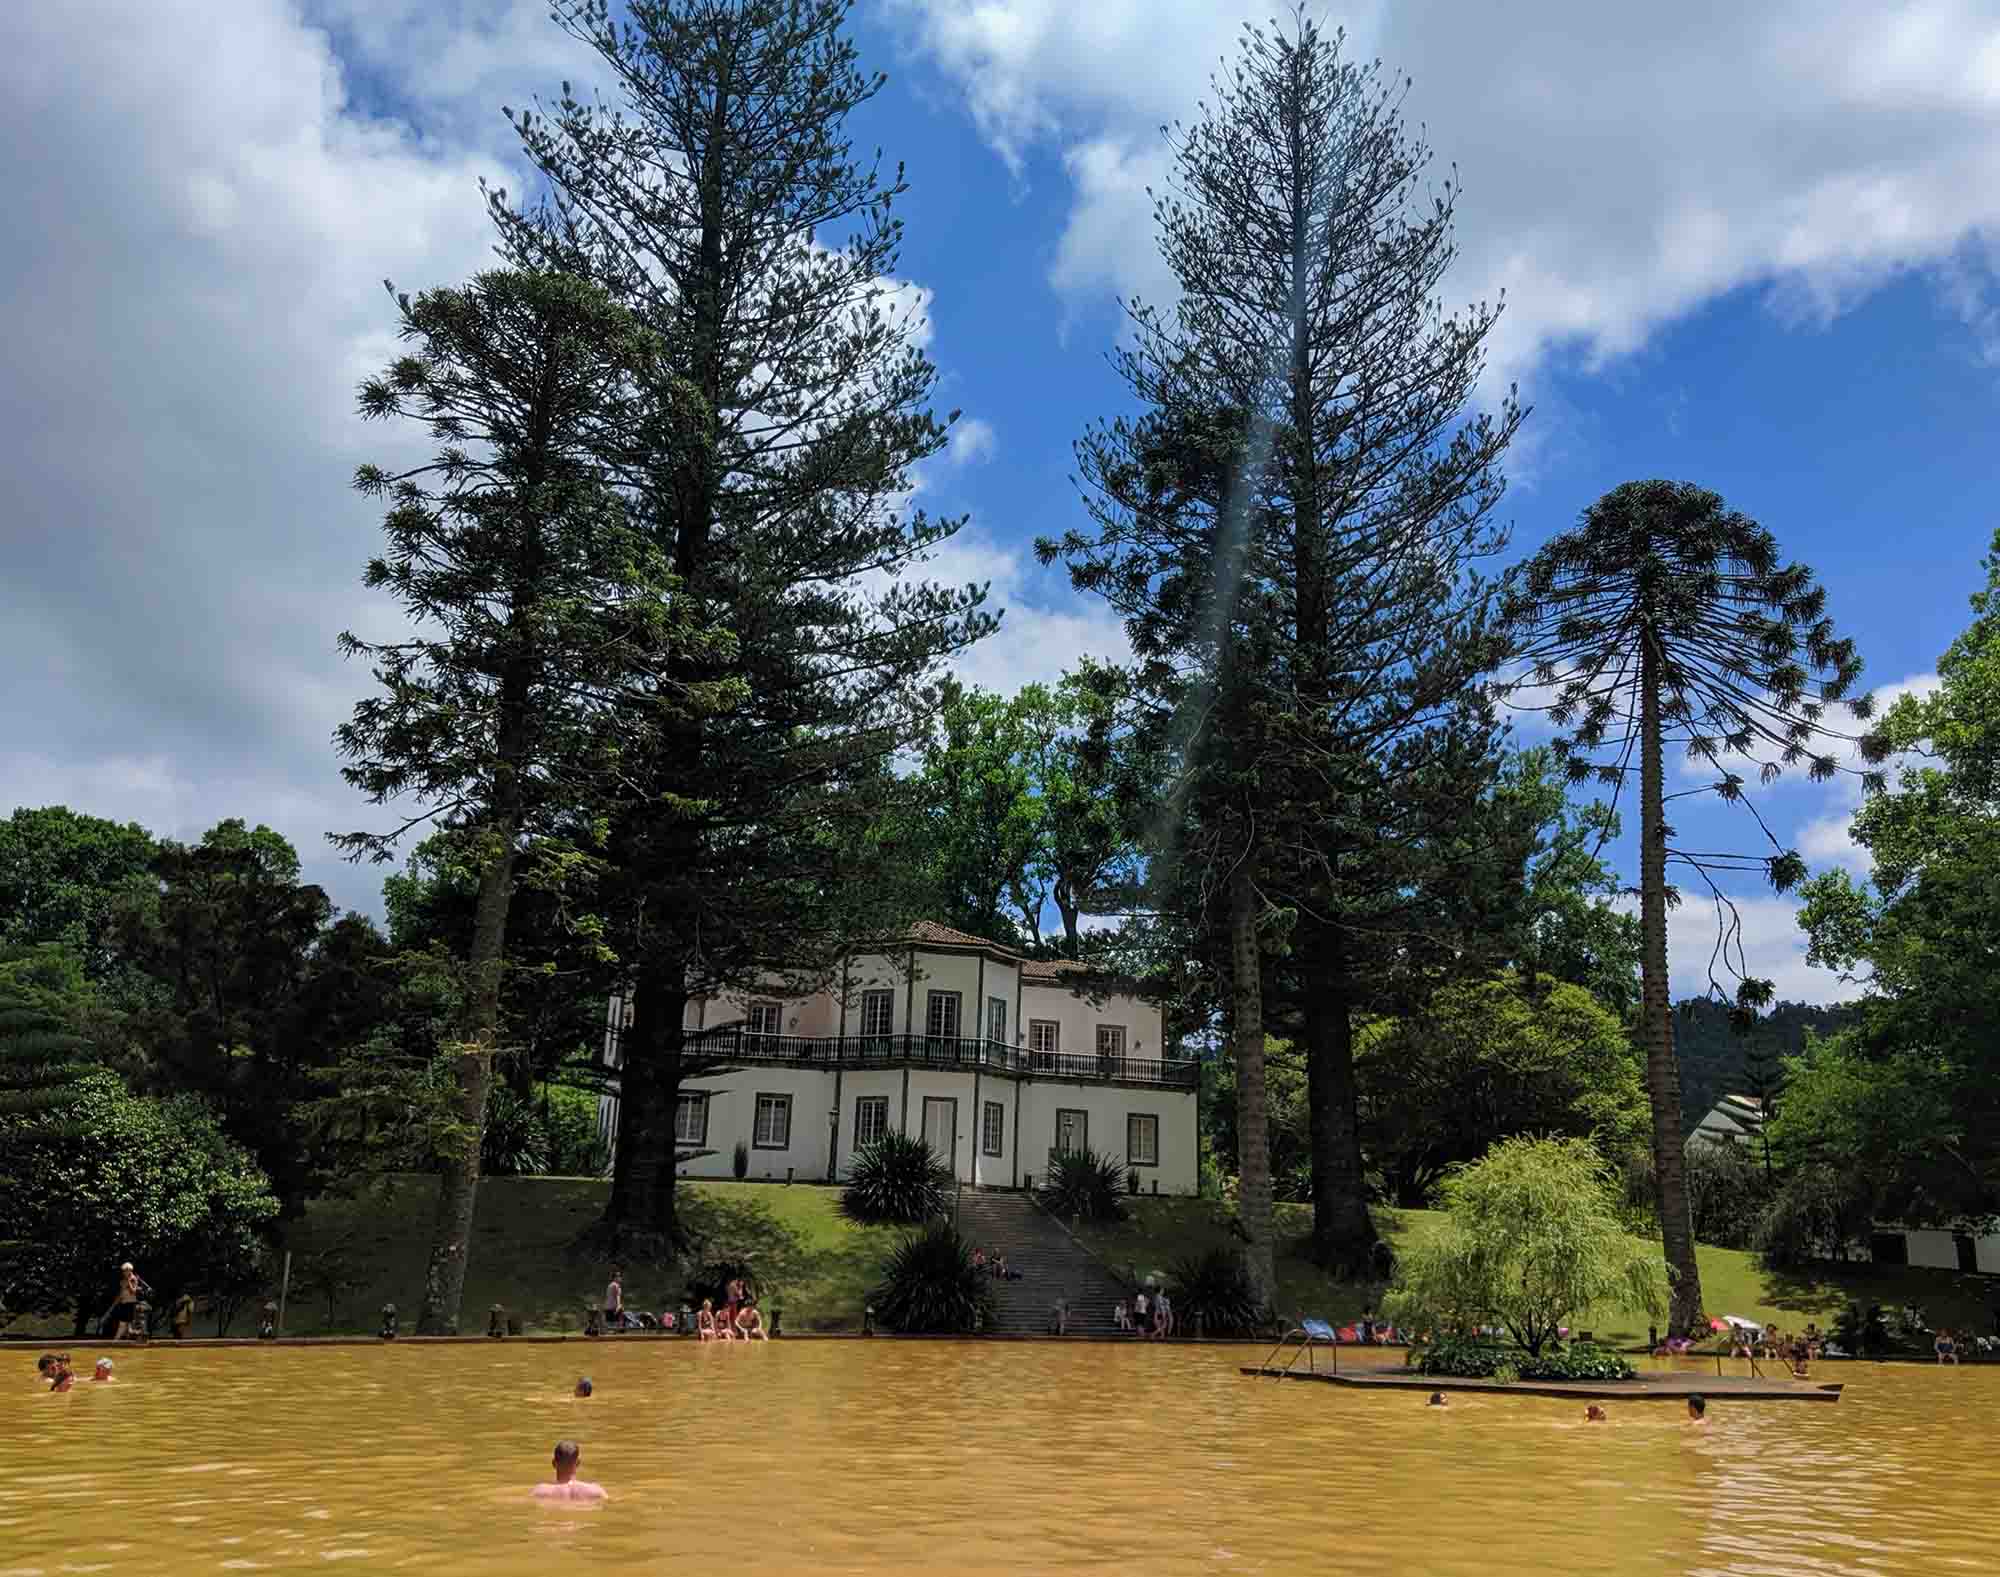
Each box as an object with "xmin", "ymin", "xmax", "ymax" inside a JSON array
[
  {"xmin": 1016, "ymin": 1080, "xmax": 1198, "ymax": 1196},
  {"xmin": 677, "ymin": 1064, "xmax": 837, "ymax": 1181},
  {"xmin": 1892, "ymin": 1226, "xmax": 2000, "ymax": 1273},
  {"xmin": 1020, "ymin": 983, "xmax": 1164, "ymax": 1060}
]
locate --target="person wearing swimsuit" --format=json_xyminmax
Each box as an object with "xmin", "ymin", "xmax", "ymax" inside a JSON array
[
  {"xmin": 697, "ymin": 1300, "xmax": 718, "ymax": 1341},
  {"xmin": 1936, "ymin": 1329, "xmax": 1959, "ymax": 1365}
]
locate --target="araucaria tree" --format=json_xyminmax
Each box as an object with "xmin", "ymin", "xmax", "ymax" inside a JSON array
[
  {"xmin": 1043, "ymin": 14, "xmax": 1521, "ymax": 1296},
  {"xmin": 488, "ymin": 0, "xmax": 993, "ymax": 1253},
  {"xmin": 1498, "ymin": 479, "xmax": 1880, "ymax": 1336},
  {"xmin": 334, "ymin": 269, "xmax": 717, "ymax": 1334}
]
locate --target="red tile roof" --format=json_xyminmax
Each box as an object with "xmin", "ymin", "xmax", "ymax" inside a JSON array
[{"xmin": 897, "ymin": 920, "xmax": 1020, "ymax": 954}]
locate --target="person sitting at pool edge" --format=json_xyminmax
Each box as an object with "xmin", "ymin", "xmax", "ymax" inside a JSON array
[
  {"xmin": 1686, "ymin": 1394, "xmax": 1706, "ymax": 1425},
  {"xmin": 735, "ymin": 1302, "xmax": 769, "ymax": 1341},
  {"xmin": 533, "ymin": 1440, "xmax": 606, "ymax": 1503}
]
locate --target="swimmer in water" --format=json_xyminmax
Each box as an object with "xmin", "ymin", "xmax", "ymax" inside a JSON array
[
  {"xmin": 92, "ymin": 1359, "xmax": 114, "ymax": 1383},
  {"xmin": 532, "ymin": 1440, "xmax": 607, "ymax": 1502},
  {"xmin": 574, "ymin": 1377, "xmax": 593, "ymax": 1397},
  {"xmin": 1686, "ymin": 1394, "xmax": 1707, "ymax": 1426},
  {"xmin": 1427, "ymin": 1392, "xmax": 1447, "ymax": 1408},
  {"xmin": 1584, "ymin": 1405, "xmax": 1606, "ymax": 1422},
  {"xmin": 48, "ymin": 1358, "xmax": 75, "ymax": 1392}
]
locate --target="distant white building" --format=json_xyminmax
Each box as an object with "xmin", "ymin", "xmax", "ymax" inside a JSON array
[
  {"xmin": 594, "ymin": 921, "xmax": 1200, "ymax": 1195},
  {"xmin": 1691, "ymin": 1092, "xmax": 1765, "ymax": 1149}
]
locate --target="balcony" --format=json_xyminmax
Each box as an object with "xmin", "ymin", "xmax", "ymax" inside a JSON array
[{"xmin": 669, "ymin": 1026, "xmax": 1199, "ymax": 1087}]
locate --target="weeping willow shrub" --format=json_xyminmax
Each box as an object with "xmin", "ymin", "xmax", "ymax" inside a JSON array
[{"xmin": 1386, "ymin": 1136, "xmax": 1669, "ymax": 1356}]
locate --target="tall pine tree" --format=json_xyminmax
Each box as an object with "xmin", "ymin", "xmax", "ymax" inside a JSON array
[
  {"xmin": 487, "ymin": 0, "xmax": 994, "ymax": 1253},
  {"xmin": 1046, "ymin": 15, "xmax": 1521, "ymax": 1290},
  {"xmin": 333, "ymin": 269, "xmax": 717, "ymax": 1332}
]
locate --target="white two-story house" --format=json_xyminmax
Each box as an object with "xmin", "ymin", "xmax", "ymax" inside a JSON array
[{"xmin": 595, "ymin": 921, "xmax": 1200, "ymax": 1195}]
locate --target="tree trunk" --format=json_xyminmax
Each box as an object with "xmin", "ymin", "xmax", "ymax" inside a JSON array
[
  {"xmin": 604, "ymin": 964, "xmax": 691, "ymax": 1260},
  {"xmin": 1640, "ymin": 637, "xmax": 1704, "ymax": 1336},
  {"xmin": 414, "ymin": 820, "xmax": 518, "ymax": 1335},
  {"xmin": 1229, "ymin": 862, "xmax": 1277, "ymax": 1311},
  {"xmin": 1302, "ymin": 936, "xmax": 1381, "ymax": 1277}
]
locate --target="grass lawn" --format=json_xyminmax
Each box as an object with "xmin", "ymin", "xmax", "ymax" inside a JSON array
[
  {"xmin": 1076, "ymin": 1199, "xmax": 2000, "ymax": 1346},
  {"xmin": 273, "ymin": 1175, "xmax": 904, "ymax": 1335}
]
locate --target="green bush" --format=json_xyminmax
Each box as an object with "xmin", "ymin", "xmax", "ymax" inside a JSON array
[
  {"xmin": 872, "ymin": 1221, "xmax": 993, "ymax": 1335},
  {"xmin": 1169, "ymin": 1247, "xmax": 1262, "ymax": 1335},
  {"xmin": 1037, "ymin": 1146, "xmax": 1126, "ymax": 1224},
  {"xmin": 841, "ymin": 1130, "xmax": 954, "ymax": 1224},
  {"xmin": 1415, "ymin": 1335, "xmax": 1636, "ymax": 1381},
  {"xmin": 1414, "ymin": 1335, "xmax": 1510, "ymax": 1377},
  {"xmin": 540, "ymin": 1084, "xmax": 610, "ymax": 1177}
]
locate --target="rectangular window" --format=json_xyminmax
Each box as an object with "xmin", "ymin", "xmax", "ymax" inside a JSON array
[
  {"xmin": 1029, "ymin": 1020, "xmax": 1060, "ymax": 1056},
  {"xmin": 1096, "ymin": 1024, "xmax": 1127, "ymax": 1058},
  {"xmin": 748, "ymin": 999, "xmax": 783, "ymax": 1036},
  {"xmin": 674, "ymin": 1092, "xmax": 708, "ymax": 1147},
  {"xmin": 1055, "ymin": 1108, "xmax": 1088, "ymax": 1156},
  {"xmin": 753, "ymin": 1093, "xmax": 792, "ymax": 1149},
  {"xmin": 987, "ymin": 996, "xmax": 1007, "ymax": 1043},
  {"xmin": 860, "ymin": 989, "xmax": 894, "ymax": 1038},
  {"xmin": 982, "ymin": 1100, "xmax": 1005, "ymax": 1157},
  {"xmin": 1127, "ymin": 1112, "xmax": 1159, "ymax": 1167},
  {"xmin": 926, "ymin": 990, "xmax": 961, "ymax": 1039},
  {"xmin": 854, "ymin": 1095, "xmax": 889, "ymax": 1148}
]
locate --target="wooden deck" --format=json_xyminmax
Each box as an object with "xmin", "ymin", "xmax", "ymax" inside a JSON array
[{"xmin": 1240, "ymin": 1362, "xmax": 1843, "ymax": 1402}]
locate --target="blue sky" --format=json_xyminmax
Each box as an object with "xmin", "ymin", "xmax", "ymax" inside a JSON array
[{"xmin": 4, "ymin": 0, "xmax": 1997, "ymax": 1003}]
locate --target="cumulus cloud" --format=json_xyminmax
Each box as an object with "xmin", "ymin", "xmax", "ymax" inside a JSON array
[
  {"xmin": 949, "ymin": 416, "xmax": 998, "ymax": 467},
  {"xmin": 887, "ymin": 0, "xmax": 2000, "ymax": 392},
  {"xmin": 906, "ymin": 533, "xmax": 1133, "ymax": 696},
  {"xmin": 1614, "ymin": 893, "xmax": 1862, "ymax": 1007}
]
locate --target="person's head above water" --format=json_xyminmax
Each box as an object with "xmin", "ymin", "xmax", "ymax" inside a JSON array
[
  {"xmin": 1427, "ymin": 1392, "xmax": 1446, "ymax": 1407},
  {"xmin": 1687, "ymin": 1394, "xmax": 1706, "ymax": 1419},
  {"xmin": 93, "ymin": 1359, "xmax": 113, "ymax": 1381},
  {"xmin": 1585, "ymin": 1404, "xmax": 1606, "ymax": 1421},
  {"xmin": 36, "ymin": 1354, "xmax": 55, "ymax": 1375},
  {"xmin": 574, "ymin": 1377, "xmax": 592, "ymax": 1397},
  {"xmin": 553, "ymin": 1440, "xmax": 581, "ymax": 1481}
]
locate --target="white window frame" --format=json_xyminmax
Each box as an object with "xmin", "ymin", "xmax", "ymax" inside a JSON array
[
  {"xmin": 1055, "ymin": 1108, "xmax": 1088, "ymax": 1156},
  {"xmin": 674, "ymin": 1091, "xmax": 708, "ymax": 1146},
  {"xmin": 925, "ymin": 990, "xmax": 962, "ymax": 1039},
  {"xmin": 1127, "ymin": 1112, "xmax": 1159, "ymax": 1168},
  {"xmin": 1096, "ymin": 1024, "xmax": 1127, "ymax": 1058},
  {"xmin": 859, "ymin": 989, "xmax": 894, "ymax": 1038},
  {"xmin": 854, "ymin": 1095, "xmax": 889, "ymax": 1148},
  {"xmin": 747, "ymin": 999, "xmax": 784, "ymax": 1036},
  {"xmin": 987, "ymin": 996, "xmax": 1008, "ymax": 1043},
  {"xmin": 753, "ymin": 1093, "xmax": 792, "ymax": 1150},
  {"xmin": 1028, "ymin": 1020, "xmax": 1060, "ymax": 1056},
  {"xmin": 982, "ymin": 1100, "xmax": 1005, "ymax": 1157}
]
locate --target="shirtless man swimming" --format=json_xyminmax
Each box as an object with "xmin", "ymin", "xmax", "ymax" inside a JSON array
[{"xmin": 532, "ymin": 1441, "xmax": 606, "ymax": 1503}]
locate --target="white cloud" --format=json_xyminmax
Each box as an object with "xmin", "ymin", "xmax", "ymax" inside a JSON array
[
  {"xmin": 949, "ymin": 417, "xmax": 998, "ymax": 467},
  {"xmin": 888, "ymin": 0, "xmax": 2000, "ymax": 394},
  {"xmin": 1614, "ymin": 893, "xmax": 1862, "ymax": 1007},
  {"xmin": 908, "ymin": 532, "xmax": 1133, "ymax": 697}
]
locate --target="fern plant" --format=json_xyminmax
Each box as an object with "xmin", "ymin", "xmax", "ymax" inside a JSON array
[
  {"xmin": 1169, "ymin": 1247, "xmax": 1262, "ymax": 1335},
  {"xmin": 1037, "ymin": 1147, "xmax": 1126, "ymax": 1223}
]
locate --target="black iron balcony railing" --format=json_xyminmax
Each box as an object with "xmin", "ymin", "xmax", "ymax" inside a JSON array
[{"xmin": 670, "ymin": 1026, "xmax": 1198, "ymax": 1087}]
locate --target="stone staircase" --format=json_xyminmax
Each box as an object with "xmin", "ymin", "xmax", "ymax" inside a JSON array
[{"xmin": 953, "ymin": 1189, "xmax": 1131, "ymax": 1337}]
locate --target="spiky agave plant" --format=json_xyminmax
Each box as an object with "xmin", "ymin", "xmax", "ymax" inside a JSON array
[
  {"xmin": 841, "ymin": 1131, "xmax": 953, "ymax": 1224},
  {"xmin": 872, "ymin": 1221, "xmax": 993, "ymax": 1334}
]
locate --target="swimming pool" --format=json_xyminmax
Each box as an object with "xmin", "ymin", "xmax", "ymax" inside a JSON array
[{"xmin": 2, "ymin": 1342, "xmax": 1990, "ymax": 1574}]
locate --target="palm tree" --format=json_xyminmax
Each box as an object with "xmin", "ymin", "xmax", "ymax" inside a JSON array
[{"xmin": 1498, "ymin": 480, "xmax": 1882, "ymax": 1335}]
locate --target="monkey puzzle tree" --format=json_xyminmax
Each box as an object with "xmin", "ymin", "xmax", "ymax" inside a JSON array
[
  {"xmin": 334, "ymin": 268, "xmax": 723, "ymax": 1333},
  {"xmin": 1496, "ymin": 478, "xmax": 1881, "ymax": 1335}
]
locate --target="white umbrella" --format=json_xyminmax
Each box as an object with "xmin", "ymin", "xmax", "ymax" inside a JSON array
[{"xmin": 1723, "ymin": 1314, "xmax": 1761, "ymax": 1330}]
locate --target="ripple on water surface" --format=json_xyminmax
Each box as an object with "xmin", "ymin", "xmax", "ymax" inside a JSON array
[{"xmin": 0, "ymin": 1344, "xmax": 1991, "ymax": 1575}]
